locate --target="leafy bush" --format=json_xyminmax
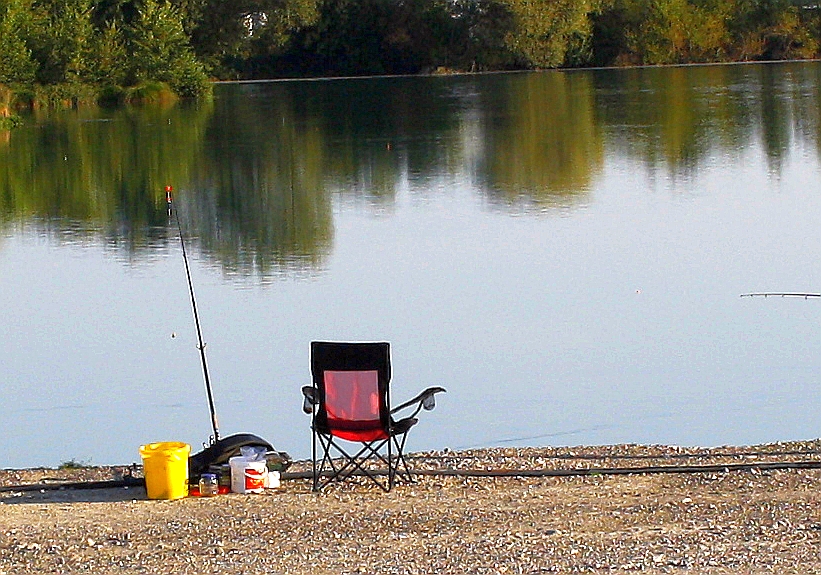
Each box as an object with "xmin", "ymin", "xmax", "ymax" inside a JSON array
[
  {"xmin": 58, "ymin": 458, "xmax": 92, "ymax": 469},
  {"xmin": 123, "ymin": 80, "xmax": 177, "ymax": 104}
]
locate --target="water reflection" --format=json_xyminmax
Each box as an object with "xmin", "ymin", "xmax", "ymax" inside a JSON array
[
  {"xmin": 0, "ymin": 102, "xmax": 211, "ymax": 250},
  {"xmin": 476, "ymin": 72, "xmax": 602, "ymax": 211},
  {"xmin": 592, "ymin": 63, "xmax": 821, "ymax": 176},
  {"xmin": 307, "ymin": 76, "xmax": 467, "ymax": 202},
  {"xmin": 189, "ymin": 83, "xmax": 333, "ymax": 277},
  {"xmin": 2, "ymin": 63, "xmax": 821, "ymax": 273}
]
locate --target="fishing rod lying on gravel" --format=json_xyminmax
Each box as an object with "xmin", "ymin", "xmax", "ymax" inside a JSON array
[
  {"xmin": 4, "ymin": 447, "xmax": 820, "ymax": 494},
  {"xmin": 164, "ymin": 186, "xmax": 277, "ymax": 477},
  {"xmin": 279, "ymin": 459, "xmax": 821, "ymax": 481},
  {"xmin": 4, "ymin": 456, "xmax": 820, "ymax": 494}
]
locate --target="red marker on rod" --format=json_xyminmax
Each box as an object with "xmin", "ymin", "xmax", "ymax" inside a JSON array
[{"xmin": 165, "ymin": 185, "xmax": 173, "ymax": 216}]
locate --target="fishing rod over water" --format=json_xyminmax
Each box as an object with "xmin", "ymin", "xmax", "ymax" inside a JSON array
[
  {"xmin": 741, "ymin": 293, "xmax": 821, "ymax": 299},
  {"xmin": 163, "ymin": 186, "xmax": 276, "ymax": 477},
  {"xmin": 166, "ymin": 185, "xmax": 220, "ymax": 444}
]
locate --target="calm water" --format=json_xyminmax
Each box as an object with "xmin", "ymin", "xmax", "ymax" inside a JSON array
[{"xmin": 2, "ymin": 63, "xmax": 821, "ymax": 468}]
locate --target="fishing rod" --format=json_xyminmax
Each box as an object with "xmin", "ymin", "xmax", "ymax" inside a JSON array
[
  {"xmin": 165, "ymin": 185, "xmax": 220, "ymax": 444},
  {"xmin": 163, "ymin": 186, "xmax": 277, "ymax": 478},
  {"xmin": 740, "ymin": 293, "xmax": 821, "ymax": 299}
]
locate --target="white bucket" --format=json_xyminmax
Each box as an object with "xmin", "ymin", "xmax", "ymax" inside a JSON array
[
  {"xmin": 266, "ymin": 470, "xmax": 281, "ymax": 489},
  {"xmin": 229, "ymin": 456, "xmax": 268, "ymax": 494}
]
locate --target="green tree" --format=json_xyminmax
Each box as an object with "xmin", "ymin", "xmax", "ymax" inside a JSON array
[
  {"xmin": 180, "ymin": 0, "xmax": 318, "ymax": 78},
  {"xmin": 126, "ymin": 0, "xmax": 209, "ymax": 96},
  {"xmin": 85, "ymin": 22, "xmax": 128, "ymax": 87},
  {"xmin": 593, "ymin": 0, "xmax": 818, "ymax": 65},
  {"xmin": 0, "ymin": 0, "xmax": 37, "ymax": 85},
  {"xmin": 499, "ymin": 0, "xmax": 602, "ymax": 67},
  {"xmin": 595, "ymin": 0, "xmax": 724, "ymax": 65},
  {"xmin": 28, "ymin": 0, "xmax": 95, "ymax": 84},
  {"xmin": 282, "ymin": 0, "xmax": 494, "ymax": 77},
  {"xmin": 416, "ymin": 0, "xmax": 517, "ymax": 71},
  {"xmin": 729, "ymin": 0, "xmax": 817, "ymax": 59}
]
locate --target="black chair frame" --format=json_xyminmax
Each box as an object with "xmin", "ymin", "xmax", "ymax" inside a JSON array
[{"xmin": 302, "ymin": 341, "xmax": 445, "ymax": 492}]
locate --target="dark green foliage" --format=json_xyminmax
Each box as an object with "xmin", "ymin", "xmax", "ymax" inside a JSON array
[
  {"xmin": 447, "ymin": 0, "xmax": 518, "ymax": 70},
  {"xmin": 177, "ymin": 0, "xmax": 318, "ymax": 78},
  {"xmin": 126, "ymin": 0, "xmax": 209, "ymax": 97},
  {"xmin": 288, "ymin": 0, "xmax": 409, "ymax": 76},
  {"xmin": 591, "ymin": 0, "xmax": 819, "ymax": 66},
  {"xmin": 91, "ymin": 0, "xmax": 141, "ymax": 27},
  {"xmin": 0, "ymin": 0, "xmax": 37, "ymax": 85},
  {"xmin": 274, "ymin": 0, "xmax": 518, "ymax": 77},
  {"xmin": 27, "ymin": 0, "xmax": 95, "ymax": 85},
  {"xmin": 85, "ymin": 22, "xmax": 128, "ymax": 87},
  {"xmin": 591, "ymin": 6, "xmax": 631, "ymax": 66},
  {"xmin": 2, "ymin": 0, "xmax": 209, "ymax": 107}
]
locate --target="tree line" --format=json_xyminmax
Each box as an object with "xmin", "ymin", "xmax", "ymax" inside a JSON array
[{"xmin": 0, "ymin": 0, "xmax": 819, "ymax": 114}]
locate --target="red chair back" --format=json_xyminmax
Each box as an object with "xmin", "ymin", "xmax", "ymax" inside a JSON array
[
  {"xmin": 324, "ymin": 370, "xmax": 388, "ymax": 441},
  {"xmin": 311, "ymin": 342, "xmax": 392, "ymax": 441}
]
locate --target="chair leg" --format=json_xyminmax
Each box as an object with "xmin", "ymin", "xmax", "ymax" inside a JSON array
[
  {"xmin": 315, "ymin": 435, "xmax": 350, "ymax": 490},
  {"xmin": 311, "ymin": 426, "xmax": 318, "ymax": 492},
  {"xmin": 392, "ymin": 433, "xmax": 414, "ymax": 483},
  {"xmin": 312, "ymin": 435, "xmax": 395, "ymax": 492},
  {"xmin": 388, "ymin": 428, "xmax": 394, "ymax": 490},
  {"xmin": 311, "ymin": 432, "xmax": 418, "ymax": 492},
  {"xmin": 312, "ymin": 426, "xmax": 343, "ymax": 492}
]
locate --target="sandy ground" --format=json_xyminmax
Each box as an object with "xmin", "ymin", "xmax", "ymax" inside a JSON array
[{"xmin": 1, "ymin": 443, "xmax": 820, "ymax": 574}]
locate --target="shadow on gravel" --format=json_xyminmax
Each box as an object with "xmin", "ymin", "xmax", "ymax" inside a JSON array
[{"xmin": 0, "ymin": 485, "xmax": 147, "ymax": 504}]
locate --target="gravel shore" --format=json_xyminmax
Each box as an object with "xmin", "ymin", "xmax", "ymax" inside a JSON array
[{"xmin": 1, "ymin": 442, "xmax": 820, "ymax": 574}]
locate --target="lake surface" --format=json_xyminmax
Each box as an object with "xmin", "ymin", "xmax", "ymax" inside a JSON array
[{"xmin": 2, "ymin": 63, "xmax": 821, "ymax": 468}]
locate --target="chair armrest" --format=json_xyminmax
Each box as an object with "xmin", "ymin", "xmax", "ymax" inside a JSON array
[
  {"xmin": 390, "ymin": 386, "xmax": 446, "ymax": 416},
  {"xmin": 302, "ymin": 386, "xmax": 318, "ymax": 414}
]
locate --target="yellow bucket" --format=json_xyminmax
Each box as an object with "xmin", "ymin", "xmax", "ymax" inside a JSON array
[{"xmin": 139, "ymin": 442, "xmax": 191, "ymax": 500}]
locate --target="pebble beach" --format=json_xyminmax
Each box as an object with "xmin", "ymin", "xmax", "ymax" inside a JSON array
[{"xmin": 1, "ymin": 442, "xmax": 821, "ymax": 574}]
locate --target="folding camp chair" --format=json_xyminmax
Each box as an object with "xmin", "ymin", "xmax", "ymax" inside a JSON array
[{"xmin": 301, "ymin": 341, "xmax": 445, "ymax": 492}]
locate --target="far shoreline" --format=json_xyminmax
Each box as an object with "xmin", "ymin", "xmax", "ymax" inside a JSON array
[{"xmin": 212, "ymin": 57, "xmax": 821, "ymax": 85}]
